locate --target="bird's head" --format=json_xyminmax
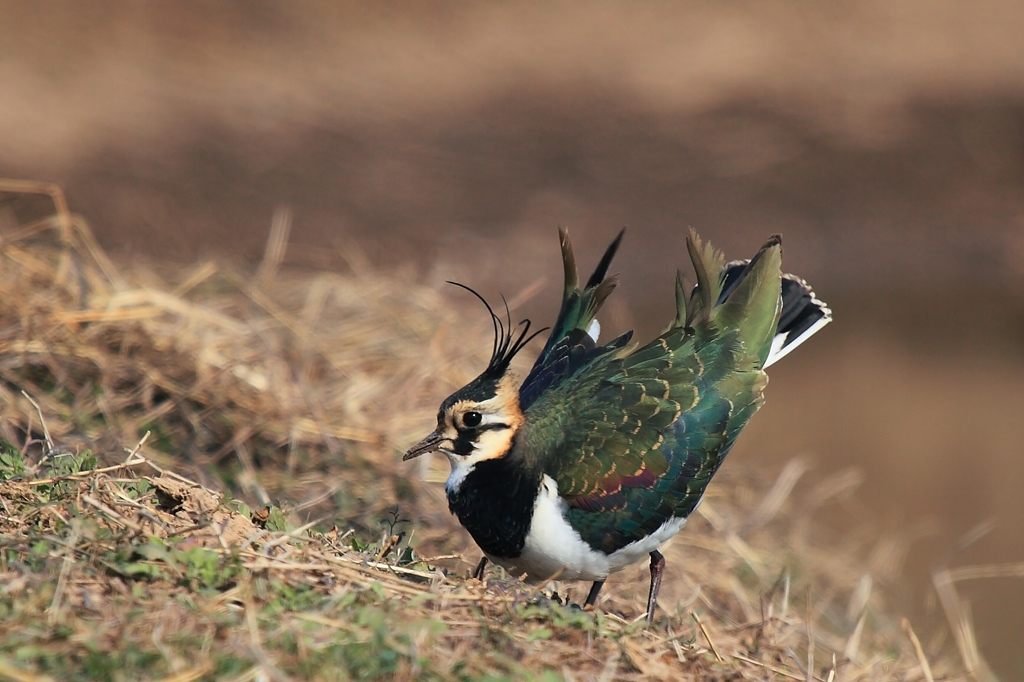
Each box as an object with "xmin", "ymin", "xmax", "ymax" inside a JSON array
[{"xmin": 403, "ymin": 284, "xmax": 545, "ymax": 469}]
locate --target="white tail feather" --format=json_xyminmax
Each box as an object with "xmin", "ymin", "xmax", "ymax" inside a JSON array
[{"xmin": 763, "ymin": 295, "xmax": 832, "ymax": 369}]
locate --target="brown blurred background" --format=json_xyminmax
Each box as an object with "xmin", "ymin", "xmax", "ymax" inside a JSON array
[{"xmin": 2, "ymin": 2, "xmax": 1023, "ymax": 676}]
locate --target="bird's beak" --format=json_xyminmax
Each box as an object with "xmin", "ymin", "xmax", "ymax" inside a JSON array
[{"xmin": 402, "ymin": 430, "xmax": 446, "ymax": 461}]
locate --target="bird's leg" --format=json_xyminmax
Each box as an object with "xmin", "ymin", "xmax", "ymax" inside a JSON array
[
  {"xmin": 584, "ymin": 580, "xmax": 605, "ymax": 609},
  {"xmin": 645, "ymin": 550, "xmax": 666, "ymax": 627},
  {"xmin": 472, "ymin": 556, "xmax": 488, "ymax": 581}
]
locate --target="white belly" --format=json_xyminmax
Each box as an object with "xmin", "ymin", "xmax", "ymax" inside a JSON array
[{"xmin": 489, "ymin": 475, "xmax": 687, "ymax": 582}]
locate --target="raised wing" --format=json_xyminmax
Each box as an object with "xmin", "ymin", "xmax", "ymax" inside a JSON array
[
  {"xmin": 518, "ymin": 228, "xmax": 629, "ymax": 411},
  {"xmin": 523, "ymin": 231, "xmax": 784, "ymax": 554}
]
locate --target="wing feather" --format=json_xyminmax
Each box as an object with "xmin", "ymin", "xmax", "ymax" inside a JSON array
[
  {"xmin": 523, "ymin": 233, "xmax": 785, "ymax": 553},
  {"xmin": 519, "ymin": 228, "xmax": 625, "ymax": 409}
]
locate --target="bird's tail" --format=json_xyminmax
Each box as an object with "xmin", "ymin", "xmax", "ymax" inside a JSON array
[
  {"xmin": 677, "ymin": 230, "xmax": 831, "ymax": 368},
  {"xmin": 762, "ymin": 271, "xmax": 832, "ymax": 367}
]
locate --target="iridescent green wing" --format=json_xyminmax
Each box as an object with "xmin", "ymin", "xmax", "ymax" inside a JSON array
[
  {"xmin": 518, "ymin": 228, "xmax": 626, "ymax": 411},
  {"xmin": 523, "ymin": 232, "xmax": 782, "ymax": 554}
]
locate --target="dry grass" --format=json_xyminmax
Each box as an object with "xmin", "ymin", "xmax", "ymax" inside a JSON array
[{"xmin": 0, "ymin": 179, "xmax": 990, "ymax": 680}]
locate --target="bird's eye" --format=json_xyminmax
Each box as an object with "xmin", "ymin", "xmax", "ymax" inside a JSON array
[{"xmin": 462, "ymin": 411, "xmax": 482, "ymax": 428}]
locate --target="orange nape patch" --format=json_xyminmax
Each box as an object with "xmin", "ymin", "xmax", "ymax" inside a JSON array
[
  {"xmin": 450, "ymin": 374, "xmax": 523, "ymax": 426},
  {"xmin": 466, "ymin": 423, "xmax": 518, "ymax": 461},
  {"xmin": 487, "ymin": 373, "xmax": 526, "ymax": 426},
  {"xmin": 446, "ymin": 373, "xmax": 524, "ymax": 462}
]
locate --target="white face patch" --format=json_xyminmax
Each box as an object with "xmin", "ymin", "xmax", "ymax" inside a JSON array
[
  {"xmin": 442, "ymin": 421, "xmax": 515, "ymax": 494},
  {"xmin": 440, "ymin": 373, "xmax": 524, "ymax": 493}
]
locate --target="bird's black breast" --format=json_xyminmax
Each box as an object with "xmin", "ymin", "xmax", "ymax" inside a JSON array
[{"xmin": 446, "ymin": 455, "xmax": 542, "ymax": 559}]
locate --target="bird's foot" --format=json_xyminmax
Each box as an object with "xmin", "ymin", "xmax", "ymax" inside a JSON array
[
  {"xmin": 471, "ymin": 556, "xmax": 488, "ymax": 581},
  {"xmin": 529, "ymin": 593, "xmax": 564, "ymax": 610}
]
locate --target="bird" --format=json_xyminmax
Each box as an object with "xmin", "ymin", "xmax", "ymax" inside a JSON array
[{"xmin": 403, "ymin": 228, "xmax": 831, "ymax": 625}]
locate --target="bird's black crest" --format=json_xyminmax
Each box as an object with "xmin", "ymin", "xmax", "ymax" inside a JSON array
[{"xmin": 447, "ymin": 282, "xmax": 548, "ymax": 378}]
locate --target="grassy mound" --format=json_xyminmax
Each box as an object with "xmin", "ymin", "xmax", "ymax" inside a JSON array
[{"xmin": 0, "ymin": 180, "xmax": 975, "ymax": 680}]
